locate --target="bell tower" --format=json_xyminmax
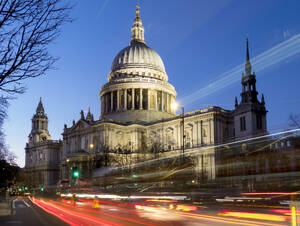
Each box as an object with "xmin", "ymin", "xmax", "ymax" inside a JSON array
[
  {"xmin": 234, "ymin": 37, "xmax": 267, "ymax": 140},
  {"xmin": 28, "ymin": 98, "xmax": 51, "ymax": 144}
]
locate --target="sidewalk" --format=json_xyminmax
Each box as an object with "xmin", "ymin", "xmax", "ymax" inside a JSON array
[{"xmin": 0, "ymin": 196, "xmax": 13, "ymax": 216}]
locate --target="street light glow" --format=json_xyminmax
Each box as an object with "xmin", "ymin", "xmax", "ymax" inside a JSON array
[{"xmin": 171, "ymin": 102, "xmax": 178, "ymax": 110}]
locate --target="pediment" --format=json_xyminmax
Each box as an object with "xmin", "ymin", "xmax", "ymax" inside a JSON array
[{"xmin": 70, "ymin": 120, "xmax": 90, "ymax": 132}]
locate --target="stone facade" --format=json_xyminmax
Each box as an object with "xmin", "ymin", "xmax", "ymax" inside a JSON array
[
  {"xmin": 61, "ymin": 106, "xmax": 234, "ymax": 182},
  {"xmin": 25, "ymin": 98, "xmax": 62, "ymax": 189},
  {"xmin": 233, "ymin": 38, "xmax": 267, "ymax": 139}
]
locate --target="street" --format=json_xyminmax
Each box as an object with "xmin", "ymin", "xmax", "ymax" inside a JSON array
[
  {"xmin": 0, "ymin": 197, "xmax": 68, "ymax": 226},
  {"xmin": 0, "ymin": 196, "xmax": 287, "ymax": 226}
]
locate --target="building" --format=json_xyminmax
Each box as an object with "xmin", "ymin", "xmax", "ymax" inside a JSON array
[
  {"xmin": 25, "ymin": 6, "xmax": 267, "ymax": 189},
  {"xmin": 25, "ymin": 98, "xmax": 62, "ymax": 189}
]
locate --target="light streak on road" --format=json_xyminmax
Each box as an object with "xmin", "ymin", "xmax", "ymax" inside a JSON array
[
  {"xmin": 242, "ymin": 192, "xmax": 300, "ymax": 195},
  {"xmin": 177, "ymin": 211, "xmax": 282, "ymax": 226},
  {"xmin": 32, "ymin": 197, "xmax": 157, "ymax": 226},
  {"xmin": 180, "ymin": 34, "xmax": 300, "ymax": 106},
  {"xmin": 272, "ymin": 209, "xmax": 300, "ymax": 216},
  {"xmin": 61, "ymin": 193, "xmax": 187, "ymax": 201},
  {"xmin": 30, "ymin": 197, "xmax": 120, "ymax": 226},
  {"xmin": 219, "ymin": 210, "xmax": 287, "ymax": 222},
  {"xmin": 146, "ymin": 199, "xmax": 176, "ymax": 203},
  {"xmin": 29, "ymin": 196, "xmax": 290, "ymax": 226}
]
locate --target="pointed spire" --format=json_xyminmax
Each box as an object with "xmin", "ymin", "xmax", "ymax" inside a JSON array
[
  {"xmin": 246, "ymin": 34, "xmax": 250, "ymax": 61},
  {"xmin": 36, "ymin": 97, "xmax": 45, "ymax": 114},
  {"xmin": 235, "ymin": 96, "xmax": 238, "ymax": 108},
  {"xmin": 245, "ymin": 34, "xmax": 252, "ymax": 75},
  {"xmin": 130, "ymin": 4, "xmax": 146, "ymax": 45},
  {"xmin": 86, "ymin": 107, "xmax": 94, "ymax": 121},
  {"xmin": 261, "ymin": 94, "xmax": 265, "ymax": 105}
]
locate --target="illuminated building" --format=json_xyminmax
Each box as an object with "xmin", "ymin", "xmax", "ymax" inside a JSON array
[
  {"xmin": 25, "ymin": 6, "xmax": 267, "ymax": 188},
  {"xmin": 25, "ymin": 98, "xmax": 61, "ymax": 189}
]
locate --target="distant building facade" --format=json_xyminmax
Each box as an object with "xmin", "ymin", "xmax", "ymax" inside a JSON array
[{"xmin": 25, "ymin": 6, "xmax": 267, "ymax": 189}]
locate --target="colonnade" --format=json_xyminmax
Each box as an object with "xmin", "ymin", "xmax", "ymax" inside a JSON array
[{"xmin": 101, "ymin": 88, "xmax": 175, "ymax": 115}]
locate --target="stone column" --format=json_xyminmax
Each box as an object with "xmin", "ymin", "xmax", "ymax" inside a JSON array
[
  {"xmin": 211, "ymin": 117, "xmax": 215, "ymax": 144},
  {"xmin": 147, "ymin": 89, "xmax": 150, "ymax": 110},
  {"xmin": 210, "ymin": 154, "xmax": 215, "ymax": 179},
  {"xmin": 155, "ymin": 90, "xmax": 158, "ymax": 111},
  {"xmin": 196, "ymin": 121, "xmax": 199, "ymax": 146},
  {"xmin": 166, "ymin": 93, "xmax": 169, "ymax": 113},
  {"xmin": 176, "ymin": 125, "xmax": 180, "ymax": 148},
  {"xmin": 124, "ymin": 89, "xmax": 127, "ymax": 110},
  {"xmin": 117, "ymin": 90, "xmax": 120, "ymax": 111},
  {"xmin": 214, "ymin": 118, "xmax": 218, "ymax": 143},
  {"xmin": 132, "ymin": 88, "xmax": 135, "ymax": 110},
  {"xmin": 139, "ymin": 88, "xmax": 143, "ymax": 110},
  {"xmin": 104, "ymin": 94, "xmax": 107, "ymax": 113},
  {"xmin": 209, "ymin": 119, "xmax": 212, "ymax": 144},
  {"xmin": 110, "ymin": 92, "xmax": 113, "ymax": 112},
  {"xmin": 218, "ymin": 119, "xmax": 221, "ymax": 143},
  {"xmin": 200, "ymin": 120, "xmax": 203, "ymax": 145},
  {"xmin": 161, "ymin": 92, "xmax": 164, "ymax": 112},
  {"xmin": 101, "ymin": 96, "xmax": 103, "ymax": 115},
  {"xmin": 199, "ymin": 155, "xmax": 203, "ymax": 179}
]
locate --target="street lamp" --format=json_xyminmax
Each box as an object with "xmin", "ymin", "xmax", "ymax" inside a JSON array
[{"xmin": 171, "ymin": 102, "xmax": 185, "ymax": 162}]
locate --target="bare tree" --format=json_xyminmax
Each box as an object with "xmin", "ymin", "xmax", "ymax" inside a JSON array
[
  {"xmin": 0, "ymin": 96, "xmax": 9, "ymax": 162},
  {"xmin": 0, "ymin": 0, "xmax": 73, "ymax": 97}
]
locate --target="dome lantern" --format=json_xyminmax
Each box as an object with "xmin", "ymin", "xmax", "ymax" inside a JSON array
[{"xmin": 130, "ymin": 4, "xmax": 145, "ymax": 45}]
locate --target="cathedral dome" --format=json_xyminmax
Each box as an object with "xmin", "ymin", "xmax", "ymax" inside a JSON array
[
  {"xmin": 100, "ymin": 5, "xmax": 177, "ymax": 123},
  {"xmin": 111, "ymin": 42, "xmax": 166, "ymax": 74}
]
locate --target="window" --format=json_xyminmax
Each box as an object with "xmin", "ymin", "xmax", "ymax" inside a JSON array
[
  {"xmin": 81, "ymin": 136, "xmax": 85, "ymax": 149},
  {"xmin": 256, "ymin": 114, "xmax": 262, "ymax": 129},
  {"xmin": 240, "ymin": 116, "xmax": 246, "ymax": 131}
]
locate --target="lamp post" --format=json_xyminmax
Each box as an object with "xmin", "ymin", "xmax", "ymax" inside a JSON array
[
  {"xmin": 171, "ymin": 103, "xmax": 185, "ymax": 163},
  {"xmin": 181, "ymin": 106, "xmax": 185, "ymax": 157}
]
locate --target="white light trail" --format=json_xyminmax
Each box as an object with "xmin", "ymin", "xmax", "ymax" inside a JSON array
[
  {"xmin": 60, "ymin": 193, "xmax": 187, "ymax": 200},
  {"xmin": 105, "ymin": 128, "xmax": 300, "ymax": 172},
  {"xmin": 180, "ymin": 34, "xmax": 300, "ymax": 106}
]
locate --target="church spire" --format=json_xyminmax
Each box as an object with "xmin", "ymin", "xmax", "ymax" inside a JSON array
[
  {"xmin": 29, "ymin": 98, "xmax": 50, "ymax": 143},
  {"xmin": 245, "ymin": 35, "xmax": 252, "ymax": 75},
  {"xmin": 36, "ymin": 97, "xmax": 45, "ymax": 114},
  {"xmin": 130, "ymin": 4, "xmax": 146, "ymax": 45}
]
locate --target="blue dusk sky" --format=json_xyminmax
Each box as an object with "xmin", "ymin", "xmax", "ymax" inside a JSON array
[{"xmin": 3, "ymin": 0, "xmax": 300, "ymax": 167}]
